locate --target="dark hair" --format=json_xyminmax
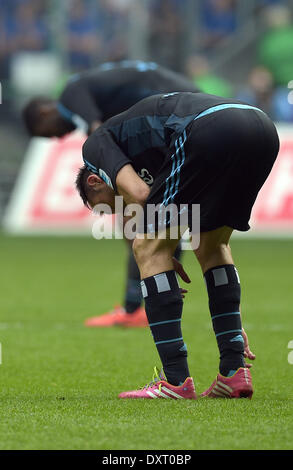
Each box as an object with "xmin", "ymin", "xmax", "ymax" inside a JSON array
[
  {"xmin": 22, "ymin": 97, "xmax": 53, "ymax": 135},
  {"xmin": 75, "ymin": 166, "xmax": 93, "ymax": 209}
]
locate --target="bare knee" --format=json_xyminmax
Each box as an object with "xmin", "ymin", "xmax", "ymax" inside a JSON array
[
  {"xmin": 195, "ymin": 242, "xmax": 232, "ymax": 272},
  {"xmin": 194, "ymin": 227, "xmax": 234, "ymax": 273},
  {"xmin": 133, "ymin": 236, "xmax": 177, "ymax": 279},
  {"xmin": 133, "ymin": 237, "xmax": 170, "ymax": 265}
]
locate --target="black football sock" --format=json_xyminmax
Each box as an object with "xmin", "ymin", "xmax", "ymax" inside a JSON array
[
  {"xmin": 124, "ymin": 248, "xmax": 142, "ymax": 314},
  {"xmin": 141, "ymin": 270, "xmax": 190, "ymax": 385},
  {"xmin": 124, "ymin": 244, "xmax": 182, "ymax": 314},
  {"xmin": 204, "ymin": 264, "xmax": 245, "ymax": 376}
]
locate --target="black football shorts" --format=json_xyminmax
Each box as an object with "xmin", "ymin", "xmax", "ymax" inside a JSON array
[{"xmin": 144, "ymin": 105, "xmax": 279, "ymax": 234}]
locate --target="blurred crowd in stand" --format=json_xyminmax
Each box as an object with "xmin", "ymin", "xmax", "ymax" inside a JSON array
[
  {"xmin": 0, "ymin": 0, "xmax": 292, "ymax": 122},
  {"xmin": 185, "ymin": 1, "xmax": 293, "ymax": 122}
]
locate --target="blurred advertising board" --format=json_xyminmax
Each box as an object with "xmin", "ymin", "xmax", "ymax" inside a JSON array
[
  {"xmin": 2, "ymin": 131, "xmax": 93, "ymax": 235},
  {"xmin": 250, "ymin": 124, "xmax": 293, "ymax": 235},
  {"xmin": 2, "ymin": 125, "xmax": 293, "ymax": 236}
]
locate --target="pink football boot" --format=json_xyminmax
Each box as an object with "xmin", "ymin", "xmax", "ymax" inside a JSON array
[
  {"xmin": 119, "ymin": 367, "xmax": 197, "ymax": 400},
  {"xmin": 201, "ymin": 367, "xmax": 253, "ymax": 399},
  {"xmin": 85, "ymin": 305, "xmax": 148, "ymax": 328}
]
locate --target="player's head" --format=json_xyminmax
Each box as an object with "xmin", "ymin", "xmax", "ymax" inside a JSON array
[
  {"xmin": 22, "ymin": 97, "xmax": 73, "ymax": 138},
  {"xmin": 76, "ymin": 166, "xmax": 116, "ymax": 210}
]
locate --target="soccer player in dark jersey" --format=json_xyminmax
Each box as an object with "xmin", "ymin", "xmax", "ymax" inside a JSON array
[
  {"xmin": 22, "ymin": 60, "xmax": 200, "ymax": 328},
  {"xmin": 22, "ymin": 60, "xmax": 200, "ymax": 137},
  {"xmin": 76, "ymin": 91, "xmax": 279, "ymax": 399}
]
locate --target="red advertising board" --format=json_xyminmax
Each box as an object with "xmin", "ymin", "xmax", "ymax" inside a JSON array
[
  {"xmin": 3, "ymin": 131, "xmax": 92, "ymax": 233},
  {"xmin": 251, "ymin": 126, "xmax": 293, "ymax": 232},
  {"xmin": 28, "ymin": 134, "xmax": 88, "ymax": 225}
]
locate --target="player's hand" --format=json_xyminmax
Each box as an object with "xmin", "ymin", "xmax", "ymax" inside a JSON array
[
  {"xmin": 89, "ymin": 120, "xmax": 102, "ymax": 134},
  {"xmin": 172, "ymin": 257, "xmax": 191, "ymax": 284},
  {"xmin": 242, "ymin": 327, "xmax": 256, "ymax": 361},
  {"xmin": 180, "ymin": 288, "xmax": 188, "ymax": 298}
]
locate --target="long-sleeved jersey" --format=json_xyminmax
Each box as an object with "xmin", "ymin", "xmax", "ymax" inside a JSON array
[{"xmin": 58, "ymin": 60, "xmax": 199, "ymax": 134}]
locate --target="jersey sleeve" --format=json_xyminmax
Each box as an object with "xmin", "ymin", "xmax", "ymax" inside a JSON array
[
  {"xmin": 58, "ymin": 78, "xmax": 103, "ymax": 134},
  {"xmin": 82, "ymin": 128, "xmax": 132, "ymax": 192}
]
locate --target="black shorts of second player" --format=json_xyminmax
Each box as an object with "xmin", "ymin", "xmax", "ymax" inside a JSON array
[{"xmin": 144, "ymin": 107, "xmax": 280, "ymax": 234}]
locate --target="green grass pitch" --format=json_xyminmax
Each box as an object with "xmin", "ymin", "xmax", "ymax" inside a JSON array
[{"xmin": 0, "ymin": 233, "xmax": 292, "ymax": 450}]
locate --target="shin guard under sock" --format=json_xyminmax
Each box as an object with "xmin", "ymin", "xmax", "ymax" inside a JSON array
[
  {"xmin": 141, "ymin": 270, "xmax": 190, "ymax": 385},
  {"xmin": 204, "ymin": 264, "xmax": 245, "ymax": 376}
]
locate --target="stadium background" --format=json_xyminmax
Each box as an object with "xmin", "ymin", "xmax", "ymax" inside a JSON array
[
  {"xmin": 1, "ymin": 0, "xmax": 293, "ymax": 233},
  {"xmin": 0, "ymin": 0, "xmax": 293, "ymax": 451}
]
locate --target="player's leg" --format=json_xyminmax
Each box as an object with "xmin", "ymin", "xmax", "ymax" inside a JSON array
[
  {"xmin": 124, "ymin": 245, "xmax": 143, "ymax": 314},
  {"xmin": 84, "ymin": 238, "xmax": 148, "ymax": 327},
  {"xmin": 194, "ymin": 225, "xmax": 244, "ymax": 376},
  {"xmin": 124, "ymin": 242, "xmax": 182, "ymax": 313},
  {"xmin": 134, "ymin": 234, "xmax": 191, "ymax": 385},
  {"xmin": 119, "ymin": 233, "xmax": 196, "ymax": 399},
  {"xmin": 194, "ymin": 225, "xmax": 253, "ymax": 398},
  {"xmin": 124, "ymin": 242, "xmax": 182, "ymax": 312},
  {"xmin": 85, "ymin": 237, "xmax": 183, "ymax": 328}
]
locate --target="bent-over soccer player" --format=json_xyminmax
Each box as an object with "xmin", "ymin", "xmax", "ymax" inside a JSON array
[
  {"xmin": 23, "ymin": 60, "xmax": 200, "ymax": 329},
  {"xmin": 76, "ymin": 92, "xmax": 279, "ymax": 399}
]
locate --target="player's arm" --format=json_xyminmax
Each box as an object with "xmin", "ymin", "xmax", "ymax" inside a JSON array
[
  {"xmin": 83, "ymin": 129, "xmax": 150, "ymax": 207},
  {"xmin": 90, "ymin": 120, "xmax": 102, "ymax": 134},
  {"xmin": 59, "ymin": 78, "xmax": 103, "ymax": 135},
  {"xmin": 83, "ymin": 128, "xmax": 140, "ymax": 199},
  {"xmin": 116, "ymin": 164, "xmax": 150, "ymax": 207}
]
